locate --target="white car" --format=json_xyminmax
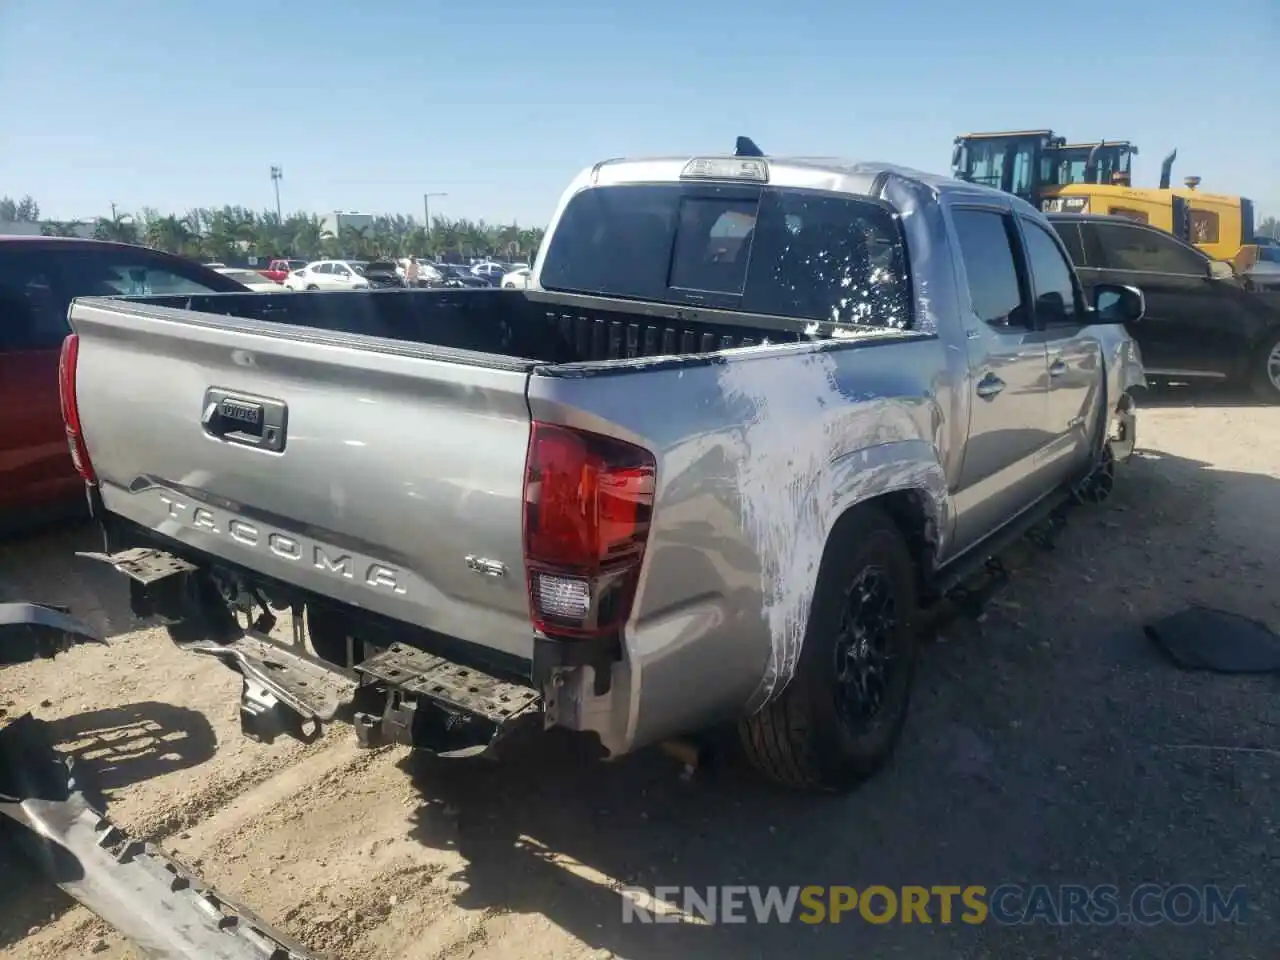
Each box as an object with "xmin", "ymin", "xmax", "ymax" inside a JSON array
[
  {"xmin": 501, "ymin": 267, "xmax": 531, "ymax": 289},
  {"xmin": 469, "ymin": 261, "xmax": 507, "ymax": 284},
  {"xmin": 214, "ymin": 267, "xmax": 287, "ymax": 293},
  {"xmin": 284, "ymin": 260, "xmax": 371, "ymax": 292}
]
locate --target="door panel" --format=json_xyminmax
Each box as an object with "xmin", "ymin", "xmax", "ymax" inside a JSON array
[
  {"xmin": 0, "ymin": 253, "xmax": 78, "ymax": 515},
  {"xmin": 946, "ymin": 207, "xmax": 1058, "ymax": 557},
  {"xmin": 0, "ymin": 349, "xmax": 75, "ymax": 513},
  {"xmin": 1019, "ymin": 216, "xmax": 1101, "ymax": 480},
  {"xmin": 1088, "ymin": 221, "xmax": 1231, "ymax": 376}
]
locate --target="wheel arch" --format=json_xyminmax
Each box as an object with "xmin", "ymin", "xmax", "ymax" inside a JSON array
[{"xmin": 744, "ymin": 444, "xmax": 950, "ymax": 712}]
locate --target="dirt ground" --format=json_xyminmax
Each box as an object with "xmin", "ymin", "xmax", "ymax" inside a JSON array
[{"xmin": 2, "ymin": 386, "xmax": 1278, "ymax": 960}]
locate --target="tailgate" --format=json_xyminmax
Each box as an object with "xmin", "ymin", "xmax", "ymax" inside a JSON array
[{"xmin": 70, "ymin": 299, "xmax": 538, "ymax": 660}]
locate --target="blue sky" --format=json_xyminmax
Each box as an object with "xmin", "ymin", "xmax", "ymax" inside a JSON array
[{"xmin": 1, "ymin": 0, "xmax": 1275, "ymax": 226}]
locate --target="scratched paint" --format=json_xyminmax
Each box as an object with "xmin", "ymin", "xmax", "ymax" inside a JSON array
[{"xmin": 716, "ymin": 350, "xmax": 844, "ymax": 705}]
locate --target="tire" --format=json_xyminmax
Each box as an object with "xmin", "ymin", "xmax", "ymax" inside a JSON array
[
  {"xmin": 1248, "ymin": 330, "xmax": 1280, "ymax": 402},
  {"xmin": 739, "ymin": 505, "xmax": 920, "ymax": 793},
  {"xmin": 305, "ymin": 284, "xmax": 319, "ymax": 291}
]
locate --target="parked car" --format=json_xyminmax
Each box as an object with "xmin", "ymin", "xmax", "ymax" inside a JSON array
[
  {"xmin": 1048, "ymin": 213, "xmax": 1280, "ymax": 399},
  {"xmin": 261, "ymin": 259, "xmax": 307, "ymax": 284},
  {"xmin": 64, "ymin": 154, "xmax": 1142, "ymax": 793},
  {"xmin": 360, "ymin": 260, "xmax": 405, "ymax": 289},
  {"xmin": 432, "ymin": 263, "xmax": 490, "ymax": 288},
  {"xmin": 283, "ymin": 260, "xmax": 372, "ymax": 291},
  {"xmin": 501, "ymin": 266, "xmax": 531, "ymax": 289},
  {"xmin": 469, "ymin": 261, "xmax": 508, "ymax": 284},
  {"xmin": 396, "ymin": 258, "xmax": 445, "ymax": 287},
  {"xmin": 0, "ymin": 237, "xmax": 247, "ymax": 532},
  {"xmin": 1242, "ymin": 242, "xmax": 1280, "ymax": 293},
  {"xmin": 215, "ymin": 267, "xmax": 287, "ymax": 292}
]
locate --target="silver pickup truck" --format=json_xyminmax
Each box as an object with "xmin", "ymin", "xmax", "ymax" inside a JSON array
[{"xmin": 64, "ymin": 152, "xmax": 1145, "ymax": 793}]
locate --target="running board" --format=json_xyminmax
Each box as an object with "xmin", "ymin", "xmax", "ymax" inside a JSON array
[{"xmin": 0, "ymin": 714, "xmax": 323, "ymax": 960}]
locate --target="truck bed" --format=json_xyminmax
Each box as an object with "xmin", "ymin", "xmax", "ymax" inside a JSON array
[
  {"xmin": 66, "ymin": 288, "xmax": 818, "ymax": 668},
  {"xmin": 130, "ymin": 287, "xmax": 798, "ymax": 365}
]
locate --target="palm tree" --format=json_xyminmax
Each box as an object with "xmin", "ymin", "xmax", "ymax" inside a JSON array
[
  {"xmin": 145, "ymin": 214, "xmax": 196, "ymax": 255},
  {"xmin": 93, "ymin": 212, "xmax": 139, "ymax": 243}
]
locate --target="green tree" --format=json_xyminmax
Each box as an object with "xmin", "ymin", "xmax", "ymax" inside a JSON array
[
  {"xmin": 1259, "ymin": 216, "xmax": 1279, "ymax": 241},
  {"xmin": 0, "ymin": 194, "xmax": 40, "ymax": 222},
  {"xmin": 5, "ymin": 189, "xmax": 547, "ymax": 264},
  {"xmin": 40, "ymin": 221, "xmax": 80, "ymax": 237},
  {"xmin": 93, "ymin": 211, "xmax": 139, "ymax": 243}
]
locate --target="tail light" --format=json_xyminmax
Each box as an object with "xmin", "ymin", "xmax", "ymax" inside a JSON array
[
  {"xmin": 522, "ymin": 422, "xmax": 656, "ymax": 639},
  {"xmin": 58, "ymin": 334, "xmax": 96, "ymax": 484}
]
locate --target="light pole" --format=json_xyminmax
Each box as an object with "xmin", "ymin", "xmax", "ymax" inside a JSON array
[
  {"xmin": 423, "ymin": 191, "xmax": 447, "ymax": 247},
  {"xmin": 270, "ymin": 166, "xmax": 283, "ymax": 220}
]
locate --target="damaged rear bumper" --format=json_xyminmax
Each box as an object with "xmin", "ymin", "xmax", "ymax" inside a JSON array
[
  {"xmin": 79, "ymin": 545, "xmax": 621, "ymax": 758},
  {"xmin": 0, "ymin": 714, "xmax": 321, "ymax": 959},
  {"xmin": 0, "ymin": 602, "xmax": 103, "ymax": 665}
]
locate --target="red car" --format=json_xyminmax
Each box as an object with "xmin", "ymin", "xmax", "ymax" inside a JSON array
[
  {"xmin": 261, "ymin": 258, "xmax": 307, "ymax": 284},
  {"xmin": 0, "ymin": 237, "xmax": 247, "ymax": 533}
]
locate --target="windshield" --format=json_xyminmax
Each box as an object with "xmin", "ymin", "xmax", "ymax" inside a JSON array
[
  {"xmin": 957, "ymin": 136, "xmax": 1041, "ymax": 200},
  {"xmin": 347, "ymin": 261, "xmax": 368, "ymax": 275},
  {"xmin": 539, "ymin": 184, "xmax": 912, "ymax": 328},
  {"xmin": 1054, "ymin": 147, "xmax": 1133, "ymax": 186}
]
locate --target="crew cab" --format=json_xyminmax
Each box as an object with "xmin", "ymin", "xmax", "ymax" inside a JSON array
[
  {"xmin": 1048, "ymin": 213, "xmax": 1280, "ymax": 400},
  {"xmin": 64, "ymin": 153, "xmax": 1144, "ymax": 792},
  {"xmin": 0, "ymin": 237, "xmax": 247, "ymax": 532}
]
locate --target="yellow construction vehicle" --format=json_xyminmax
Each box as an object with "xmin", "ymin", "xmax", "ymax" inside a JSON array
[{"xmin": 950, "ymin": 130, "xmax": 1258, "ymax": 267}]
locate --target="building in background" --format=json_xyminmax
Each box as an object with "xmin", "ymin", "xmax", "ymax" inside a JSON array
[
  {"xmin": 320, "ymin": 211, "xmax": 375, "ymax": 239},
  {"xmin": 0, "ymin": 220, "xmax": 96, "ymax": 238}
]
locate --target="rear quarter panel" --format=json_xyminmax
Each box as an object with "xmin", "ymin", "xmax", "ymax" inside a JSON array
[{"xmin": 529, "ymin": 334, "xmax": 956, "ymax": 750}]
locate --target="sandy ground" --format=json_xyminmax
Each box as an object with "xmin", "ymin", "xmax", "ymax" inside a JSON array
[{"xmin": 2, "ymin": 385, "xmax": 1278, "ymax": 959}]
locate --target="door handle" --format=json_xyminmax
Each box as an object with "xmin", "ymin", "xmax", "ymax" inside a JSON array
[
  {"xmin": 1049, "ymin": 358, "xmax": 1068, "ymax": 377},
  {"xmin": 976, "ymin": 373, "xmax": 1006, "ymax": 399}
]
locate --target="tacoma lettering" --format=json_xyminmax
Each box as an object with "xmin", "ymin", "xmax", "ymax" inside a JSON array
[{"xmin": 155, "ymin": 495, "xmax": 402, "ymax": 594}]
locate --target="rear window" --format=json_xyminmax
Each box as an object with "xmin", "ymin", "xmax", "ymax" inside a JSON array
[{"xmin": 539, "ymin": 184, "xmax": 913, "ymax": 328}]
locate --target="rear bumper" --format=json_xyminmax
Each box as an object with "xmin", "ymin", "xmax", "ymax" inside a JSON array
[
  {"xmin": 0, "ymin": 714, "xmax": 323, "ymax": 959},
  {"xmin": 80, "ymin": 525, "xmax": 634, "ymax": 757}
]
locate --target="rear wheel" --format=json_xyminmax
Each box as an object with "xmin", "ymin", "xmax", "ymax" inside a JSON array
[
  {"xmin": 305, "ymin": 284, "xmax": 319, "ymax": 291},
  {"xmin": 739, "ymin": 505, "xmax": 919, "ymax": 793},
  {"xmin": 1248, "ymin": 330, "xmax": 1280, "ymax": 402}
]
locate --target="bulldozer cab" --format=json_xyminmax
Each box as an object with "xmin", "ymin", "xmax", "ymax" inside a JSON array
[
  {"xmin": 1052, "ymin": 141, "xmax": 1138, "ymax": 188},
  {"xmin": 951, "ymin": 131, "xmax": 1142, "ymax": 206},
  {"xmin": 950, "ymin": 130, "xmax": 1064, "ymax": 205}
]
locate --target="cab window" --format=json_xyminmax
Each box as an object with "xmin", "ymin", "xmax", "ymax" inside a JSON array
[
  {"xmin": 1092, "ymin": 222, "xmax": 1208, "ymax": 275},
  {"xmin": 0, "ymin": 251, "xmax": 66, "ymax": 351},
  {"xmin": 951, "ymin": 209, "xmax": 1030, "ymax": 329},
  {"xmin": 1020, "ymin": 220, "xmax": 1081, "ymax": 326}
]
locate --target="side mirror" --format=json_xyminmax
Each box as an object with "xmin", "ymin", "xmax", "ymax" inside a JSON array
[
  {"xmin": 1092, "ymin": 283, "xmax": 1145, "ymax": 324},
  {"xmin": 1208, "ymin": 260, "xmax": 1234, "ymax": 281}
]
